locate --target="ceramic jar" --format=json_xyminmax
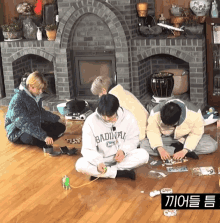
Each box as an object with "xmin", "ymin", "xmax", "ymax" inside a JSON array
[
  {"xmin": 190, "ymin": 0, "xmax": 211, "ymax": 16},
  {"xmin": 151, "ymin": 72, "xmax": 174, "ymax": 98}
]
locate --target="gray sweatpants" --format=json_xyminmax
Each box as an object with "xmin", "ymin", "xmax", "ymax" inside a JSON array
[{"xmin": 140, "ymin": 134, "xmax": 218, "ymax": 156}]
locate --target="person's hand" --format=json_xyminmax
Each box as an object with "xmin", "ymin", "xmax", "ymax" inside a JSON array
[
  {"xmin": 97, "ymin": 163, "xmax": 106, "ymax": 174},
  {"xmin": 115, "ymin": 150, "xmax": 125, "ymax": 162},
  {"xmin": 59, "ymin": 118, "xmax": 66, "ymax": 125},
  {"xmin": 157, "ymin": 147, "xmax": 171, "ymax": 161},
  {"xmin": 173, "ymin": 149, "xmax": 188, "ymax": 161},
  {"xmin": 45, "ymin": 136, "xmax": 53, "ymax": 145}
]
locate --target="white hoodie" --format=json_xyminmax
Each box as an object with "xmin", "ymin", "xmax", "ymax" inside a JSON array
[{"xmin": 81, "ymin": 107, "xmax": 140, "ymax": 166}]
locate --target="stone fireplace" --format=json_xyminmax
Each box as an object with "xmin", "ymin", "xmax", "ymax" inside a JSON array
[{"xmin": 0, "ymin": 0, "xmax": 207, "ymax": 111}]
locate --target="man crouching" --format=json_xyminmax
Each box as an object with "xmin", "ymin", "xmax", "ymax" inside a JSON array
[{"xmin": 75, "ymin": 94, "xmax": 149, "ymax": 180}]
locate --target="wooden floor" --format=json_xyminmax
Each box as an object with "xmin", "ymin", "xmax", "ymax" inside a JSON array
[{"xmin": 0, "ymin": 105, "xmax": 220, "ymax": 223}]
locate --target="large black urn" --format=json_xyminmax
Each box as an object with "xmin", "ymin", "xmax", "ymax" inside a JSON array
[{"xmin": 151, "ymin": 72, "xmax": 174, "ymax": 98}]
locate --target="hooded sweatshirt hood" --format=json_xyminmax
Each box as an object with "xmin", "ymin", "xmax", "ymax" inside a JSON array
[
  {"xmin": 17, "ymin": 81, "xmax": 42, "ymax": 103},
  {"xmin": 95, "ymin": 106, "xmax": 125, "ymax": 128}
]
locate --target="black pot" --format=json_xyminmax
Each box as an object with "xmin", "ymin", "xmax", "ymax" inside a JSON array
[
  {"xmin": 184, "ymin": 24, "xmax": 204, "ymax": 36},
  {"xmin": 65, "ymin": 98, "xmax": 89, "ymax": 115},
  {"xmin": 151, "ymin": 72, "xmax": 174, "ymax": 97}
]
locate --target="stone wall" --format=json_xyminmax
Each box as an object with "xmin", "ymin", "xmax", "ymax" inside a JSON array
[{"xmin": 12, "ymin": 56, "xmax": 31, "ymax": 89}]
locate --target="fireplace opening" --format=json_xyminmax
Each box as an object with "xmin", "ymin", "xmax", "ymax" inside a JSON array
[
  {"xmin": 142, "ymin": 54, "xmax": 190, "ymax": 98},
  {"xmin": 73, "ymin": 56, "xmax": 116, "ymax": 96},
  {"xmin": 12, "ymin": 54, "xmax": 56, "ymax": 95}
]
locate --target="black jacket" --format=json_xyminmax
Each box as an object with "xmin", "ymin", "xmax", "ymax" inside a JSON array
[{"xmin": 5, "ymin": 86, "xmax": 60, "ymax": 142}]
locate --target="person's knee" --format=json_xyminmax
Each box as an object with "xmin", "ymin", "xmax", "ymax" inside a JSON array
[
  {"xmin": 19, "ymin": 133, "xmax": 33, "ymax": 144},
  {"xmin": 57, "ymin": 122, "xmax": 66, "ymax": 133},
  {"xmin": 60, "ymin": 123, "xmax": 66, "ymax": 133},
  {"xmin": 201, "ymin": 135, "xmax": 218, "ymax": 154},
  {"xmin": 138, "ymin": 148, "xmax": 149, "ymax": 163},
  {"xmin": 75, "ymin": 157, "xmax": 86, "ymax": 172},
  {"xmin": 209, "ymin": 139, "xmax": 218, "ymax": 153}
]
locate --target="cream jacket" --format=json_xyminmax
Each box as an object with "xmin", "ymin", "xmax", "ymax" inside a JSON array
[
  {"xmin": 147, "ymin": 99, "xmax": 204, "ymax": 151},
  {"xmin": 109, "ymin": 84, "xmax": 149, "ymax": 141}
]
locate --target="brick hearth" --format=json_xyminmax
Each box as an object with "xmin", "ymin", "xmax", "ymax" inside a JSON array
[{"xmin": 0, "ymin": 0, "xmax": 207, "ymax": 111}]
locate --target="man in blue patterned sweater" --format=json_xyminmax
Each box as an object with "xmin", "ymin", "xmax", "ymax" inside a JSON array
[{"xmin": 5, "ymin": 71, "xmax": 66, "ymax": 149}]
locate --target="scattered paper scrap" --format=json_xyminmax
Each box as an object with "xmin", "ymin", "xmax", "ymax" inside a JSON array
[
  {"xmin": 166, "ymin": 166, "xmax": 188, "ymax": 173},
  {"xmin": 164, "ymin": 209, "xmax": 177, "ymax": 217}
]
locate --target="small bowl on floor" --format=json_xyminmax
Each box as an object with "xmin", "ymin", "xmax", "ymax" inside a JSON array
[{"xmin": 57, "ymin": 102, "xmax": 68, "ymax": 116}]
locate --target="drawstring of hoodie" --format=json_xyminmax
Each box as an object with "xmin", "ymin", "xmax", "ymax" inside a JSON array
[{"xmin": 111, "ymin": 124, "xmax": 119, "ymax": 151}]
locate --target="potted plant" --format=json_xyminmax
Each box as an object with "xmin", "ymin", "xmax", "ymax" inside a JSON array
[
  {"xmin": 45, "ymin": 24, "xmax": 57, "ymax": 41},
  {"xmin": 1, "ymin": 18, "xmax": 23, "ymax": 40}
]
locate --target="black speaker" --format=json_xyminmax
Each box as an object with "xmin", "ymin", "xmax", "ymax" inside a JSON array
[{"xmin": 43, "ymin": 3, "xmax": 58, "ymax": 26}]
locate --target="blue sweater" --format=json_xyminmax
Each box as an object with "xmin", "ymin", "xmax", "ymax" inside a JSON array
[{"xmin": 5, "ymin": 86, "xmax": 60, "ymax": 142}]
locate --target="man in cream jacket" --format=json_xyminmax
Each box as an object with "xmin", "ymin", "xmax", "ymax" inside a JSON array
[{"xmin": 140, "ymin": 99, "xmax": 217, "ymax": 160}]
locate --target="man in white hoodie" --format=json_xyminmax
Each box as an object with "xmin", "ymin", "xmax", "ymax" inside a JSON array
[{"xmin": 75, "ymin": 94, "xmax": 149, "ymax": 180}]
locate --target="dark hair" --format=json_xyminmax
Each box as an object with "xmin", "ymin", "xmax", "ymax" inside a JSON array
[
  {"xmin": 97, "ymin": 94, "xmax": 119, "ymax": 117},
  {"xmin": 161, "ymin": 102, "xmax": 181, "ymax": 126}
]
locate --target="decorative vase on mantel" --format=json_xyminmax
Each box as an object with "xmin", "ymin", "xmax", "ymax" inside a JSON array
[
  {"xmin": 136, "ymin": 3, "xmax": 148, "ymax": 17},
  {"xmin": 190, "ymin": 0, "xmax": 211, "ymax": 16},
  {"xmin": 23, "ymin": 17, "xmax": 37, "ymax": 39}
]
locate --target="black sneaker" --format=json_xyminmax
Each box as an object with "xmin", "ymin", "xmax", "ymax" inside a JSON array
[
  {"xmin": 116, "ymin": 170, "xmax": 136, "ymax": 180},
  {"xmin": 172, "ymin": 143, "xmax": 199, "ymax": 159},
  {"xmin": 43, "ymin": 145, "xmax": 53, "ymax": 154},
  {"xmin": 90, "ymin": 176, "xmax": 98, "ymax": 181},
  {"xmin": 43, "ymin": 145, "xmax": 61, "ymax": 157}
]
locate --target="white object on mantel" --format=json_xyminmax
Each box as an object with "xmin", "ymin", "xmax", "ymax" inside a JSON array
[
  {"xmin": 37, "ymin": 27, "xmax": 42, "ymax": 41},
  {"xmin": 157, "ymin": 23, "xmax": 184, "ymax": 32},
  {"xmin": 56, "ymin": 15, "xmax": 59, "ymax": 23}
]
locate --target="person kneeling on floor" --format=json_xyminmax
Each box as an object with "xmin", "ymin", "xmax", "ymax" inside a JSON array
[
  {"xmin": 5, "ymin": 71, "xmax": 66, "ymax": 150},
  {"xmin": 91, "ymin": 75, "xmax": 150, "ymax": 143},
  {"xmin": 140, "ymin": 99, "xmax": 218, "ymax": 161},
  {"xmin": 75, "ymin": 94, "xmax": 149, "ymax": 180}
]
